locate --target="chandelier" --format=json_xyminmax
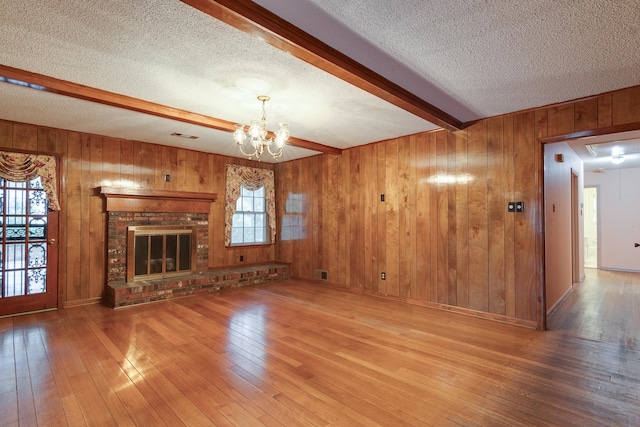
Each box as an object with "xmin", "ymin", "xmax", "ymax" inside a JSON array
[{"xmin": 233, "ymin": 95, "xmax": 290, "ymax": 161}]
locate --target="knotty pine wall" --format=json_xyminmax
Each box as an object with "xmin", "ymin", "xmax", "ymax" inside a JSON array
[
  {"xmin": 1, "ymin": 84, "xmax": 638, "ymax": 320},
  {"xmin": 275, "ymin": 85, "xmax": 640, "ymax": 327},
  {"xmin": 0, "ymin": 121, "xmax": 274, "ymax": 306}
]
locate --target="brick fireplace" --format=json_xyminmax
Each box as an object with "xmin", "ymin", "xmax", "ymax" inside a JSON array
[
  {"xmin": 107, "ymin": 212, "xmax": 208, "ymax": 283},
  {"xmin": 100, "ymin": 187, "xmax": 289, "ymax": 307}
]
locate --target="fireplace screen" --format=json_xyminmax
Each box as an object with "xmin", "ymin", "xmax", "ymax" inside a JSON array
[{"xmin": 127, "ymin": 226, "xmax": 196, "ymax": 282}]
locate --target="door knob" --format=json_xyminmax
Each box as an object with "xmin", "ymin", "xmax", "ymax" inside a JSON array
[{"xmin": 48, "ymin": 239, "xmax": 56, "ymax": 244}]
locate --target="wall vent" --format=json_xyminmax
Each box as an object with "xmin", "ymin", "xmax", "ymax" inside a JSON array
[{"xmin": 314, "ymin": 269, "xmax": 329, "ymax": 281}]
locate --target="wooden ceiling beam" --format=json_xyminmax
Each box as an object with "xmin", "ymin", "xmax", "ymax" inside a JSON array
[
  {"xmin": 181, "ymin": 0, "xmax": 463, "ymax": 132},
  {"xmin": 0, "ymin": 64, "xmax": 342, "ymax": 155}
]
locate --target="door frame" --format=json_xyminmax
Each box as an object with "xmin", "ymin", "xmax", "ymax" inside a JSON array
[
  {"xmin": 539, "ymin": 122, "xmax": 640, "ymax": 330},
  {"xmin": 0, "ymin": 149, "xmax": 61, "ymax": 317},
  {"xmin": 571, "ymin": 169, "xmax": 580, "ymax": 283}
]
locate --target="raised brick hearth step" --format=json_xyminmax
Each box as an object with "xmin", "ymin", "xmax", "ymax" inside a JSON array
[{"xmin": 105, "ymin": 263, "xmax": 289, "ymax": 308}]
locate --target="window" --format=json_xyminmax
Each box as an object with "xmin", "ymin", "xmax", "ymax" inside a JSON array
[
  {"xmin": 231, "ymin": 185, "xmax": 269, "ymax": 245},
  {"xmin": 281, "ymin": 192, "xmax": 306, "ymax": 241},
  {"xmin": 224, "ymin": 164, "xmax": 275, "ymax": 247}
]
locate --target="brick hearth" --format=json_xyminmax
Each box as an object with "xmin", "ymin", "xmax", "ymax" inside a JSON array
[{"xmin": 105, "ymin": 263, "xmax": 289, "ymax": 308}]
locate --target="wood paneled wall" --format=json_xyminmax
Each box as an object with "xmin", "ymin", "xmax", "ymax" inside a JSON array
[
  {"xmin": 275, "ymin": 85, "xmax": 640, "ymax": 327},
  {"xmin": 1, "ymin": 85, "xmax": 639, "ymax": 321},
  {"xmin": 0, "ymin": 122, "xmax": 275, "ymax": 306}
]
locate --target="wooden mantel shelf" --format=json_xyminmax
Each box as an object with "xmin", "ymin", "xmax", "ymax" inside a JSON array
[{"xmin": 99, "ymin": 187, "xmax": 217, "ymax": 213}]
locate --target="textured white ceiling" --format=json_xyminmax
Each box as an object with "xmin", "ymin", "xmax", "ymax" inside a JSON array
[
  {"xmin": 255, "ymin": 0, "xmax": 640, "ymax": 122},
  {"xmin": 0, "ymin": 0, "xmax": 437, "ymax": 162},
  {"xmin": 1, "ymin": 0, "xmax": 639, "ymax": 163}
]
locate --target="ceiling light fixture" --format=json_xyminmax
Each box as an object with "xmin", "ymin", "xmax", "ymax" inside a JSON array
[
  {"xmin": 233, "ymin": 95, "xmax": 290, "ymax": 161},
  {"xmin": 611, "ymin": 154, "xmax": 625, "ymax": 164},
  {"xmin": 611, "ymin": 147, "xmax": 625, "ymax": 164}
]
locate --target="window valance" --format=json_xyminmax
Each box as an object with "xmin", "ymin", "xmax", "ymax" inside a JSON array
[{"xmin": 0, "ymin": 151, "xmax": 60, "ymax": 210}]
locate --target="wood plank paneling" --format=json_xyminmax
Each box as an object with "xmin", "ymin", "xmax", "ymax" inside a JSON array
[
  {"xmin": 89, "ymin": 136, "xmax": 105, "ymax": 299},
  {"xmin": 467, "ymin": 122, "xmax": 489, "ymax": 312},
  {"xmin": 407, "ymin": 135, "xmax": 417, "ymax": 299},
  {"xmin": 336, "ymin": 152, "xmax": 348, "ymax": 287},
  {"xmin": 363, "ymin": 143, "xmax": 375, "ymax": 291},
  {"xmin": 349, "ymin": 149, "xmax": 362, "ymax": 290},
  {"xmin": 446, "ymin": 132, "xmax": 457, "ymax": 306},
  {"xmin": 37, "ymin": 128, "xmax": 57, "ymax": 153},
  {"xmin": 428, "ymin": 133, "xmax": 438, "ymax": 302},
  {"xmin": 398, "ymin": 136, "xmax": 411, "ymax": 299},
  {"xmin": 435, "ymin": 131, "xmax": 449, "ymax": 304},
  {"xmin": 65, "ymin": 133, "xmax": 83, "ymax": 302},
  {"xmin": 487, "ymin": 117, "xmax": 506, "ymax": 315},
  {"xmin": 547, "ymin": 104, "xmax": 574, "ymax": 136},
  {"xmin": 454, "ymin": 131, "xmax": 469, "ymax": 309},
  {"xmin": 0, "ymin": 121, "xmax": 12, "ymax": 148},
  {"xmin": 597, "ymin": 94, "xmax": 613, "ymax": 128},
  {"xmin": 513, "ymin": 111, "xmax": 537, "ymax": 322},
  {"xmin": 384, "ymin": 139, "xmax": 399, "ymax": 297},
  {"xmin": 3, "ymin": 83, "xmax": 640, "ymax": 322},
  {"xmin": 375, "ymin": 144, "xmax": 386, "ymax": 294},
  {"xmin": 79, "ymin": 135, "xmax": 92, "ymax": 300},
  {"xmin": 612, "ymin": 86, "xmax": 640, "ymax": 125},
  {"xmin": 274, "ymin": 85, "xmax": 640, "ymax": 326},
  {"xmin": 415, "ymin": 133, "xmax": 430, "ymax": 301},
  {"xmin": 503, "ymin": 116, "xmax": 516, "ymax": 318},
  {"xmin": 574, "ymin": 98, "xmax": 598, "ymax": 131},
  {"xmin": 13, "ymin": 123, "xmax": 38, "ymax": 151}
]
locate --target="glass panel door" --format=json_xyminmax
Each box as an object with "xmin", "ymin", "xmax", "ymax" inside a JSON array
[{"xmin": 0, "ymin": 176, "xmax": 58, "ymax": 316}]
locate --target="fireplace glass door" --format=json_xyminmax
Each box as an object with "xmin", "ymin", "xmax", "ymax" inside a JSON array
[{"xmin": 127, "ymin": 226, "xmax": 196, "ymax": 282}]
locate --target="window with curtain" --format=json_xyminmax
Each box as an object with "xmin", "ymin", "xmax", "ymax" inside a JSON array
[
  {"xmin": 0, "ymin": 151, "xmax": 60, "ymax": 211},
  {"xmin": 225, "ymin": 164, "xmax": 275, "ymax": 247}
]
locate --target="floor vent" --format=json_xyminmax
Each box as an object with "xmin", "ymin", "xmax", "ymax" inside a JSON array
[{"xmin": 314, "ymin": 269, "xmax": 329, "ymax": 281}]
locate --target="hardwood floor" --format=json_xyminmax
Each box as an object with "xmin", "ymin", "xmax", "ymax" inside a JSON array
[
  {"xmin": 1, "ymin": 278, "xmax": 639, "ymax": 426},
  {"xmin": 548, "ymin": 268, "xmax": 640, "ymax": 347}
]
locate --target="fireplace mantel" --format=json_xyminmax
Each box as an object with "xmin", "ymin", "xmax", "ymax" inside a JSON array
[{"xmin": 99, "ymin": 187, "xmax": 217, "ymax": 213}]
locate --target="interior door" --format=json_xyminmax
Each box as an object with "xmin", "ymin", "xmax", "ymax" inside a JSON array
[{"xmin": 0, "ymin": 176, "xmax": 58, "ymax": 316}]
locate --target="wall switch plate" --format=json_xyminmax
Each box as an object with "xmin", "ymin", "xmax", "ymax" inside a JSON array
[
  {"xmin": 380, "ymin": 194, "xmax": 385, "ymax": 202},
  {"xmin": 164, "ymin": 174, "xmax": 170, "ymax": 182},
  {"xmin": 240, "ymin": 255, "xmax": 244, "ymax": 262},
  {"xmin": 516, "ymin": 202, "xmax": 525, "ymax": 212},
  {"xmin": 508, "ymin": 202, "xmax": 516, "ymax": 212}
]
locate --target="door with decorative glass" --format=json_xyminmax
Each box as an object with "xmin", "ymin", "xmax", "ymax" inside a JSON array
[{"xmin": 0, "ymin": 176, "xmax": 58, "ymax": 316}]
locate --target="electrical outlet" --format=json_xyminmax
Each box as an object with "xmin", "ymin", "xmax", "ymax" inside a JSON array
[
  {"xmin": 516, "ymin": 202, "xmax": 525, "ymax": 212},
  {"xmin": 380, "ymin": 194, "xmax": 385, "ymax": 202},
  {"xmin": 381, "ymin": 272, "xmax": 386, "ymax": 280},
  {"xmin": 164, "ymin": 174, "xmax": 170, "ymax": 182},
  {"xmin": 508, "ymin": 202, "xmax": 516, "ymax": 212},
  {"xmin": 240, "ymin": 255, "xmax": 244, "ymax": 262}
]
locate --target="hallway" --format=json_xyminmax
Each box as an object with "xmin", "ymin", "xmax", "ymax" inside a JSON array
[{"xmin": 547, "ymin": 268, "xmax": 640, "ymax": 348}]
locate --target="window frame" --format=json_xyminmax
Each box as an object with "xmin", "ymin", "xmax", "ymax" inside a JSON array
[{"xmin": 229, "ymin": 184, "xmax": 270, "ymax": 247}]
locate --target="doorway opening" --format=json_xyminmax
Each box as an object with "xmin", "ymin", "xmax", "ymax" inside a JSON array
[{"xmin": 583, "ymin": 186, "xmax": 598, "ymax": 269}]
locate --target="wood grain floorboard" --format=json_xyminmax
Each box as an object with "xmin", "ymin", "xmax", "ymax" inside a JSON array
[{"xmin": 0, "ymin": 273, "xmax": 638, "ymax": 426}]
